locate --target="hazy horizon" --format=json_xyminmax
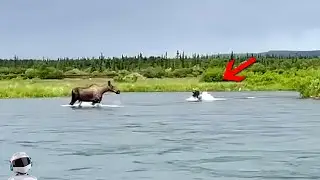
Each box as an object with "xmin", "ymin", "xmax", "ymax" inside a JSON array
[{"xmin": 1, "ymin": 0, "xmax": 319, "ymax": 59}]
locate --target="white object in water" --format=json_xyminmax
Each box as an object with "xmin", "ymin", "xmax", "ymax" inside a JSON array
[
  {"xmin": 186, "ymin": 91, "xmax": 218, "ymax": 102},
  {"xmin": 61, "ymin": 102, "xmax": 122, "ymax": 108},
  {"xmin": 186, "ymin": 96, "xmax": 202, "ymax": 102},
  {"xmin": 200, "ymin": 91, "xmax": 215, "ymax": 101}
]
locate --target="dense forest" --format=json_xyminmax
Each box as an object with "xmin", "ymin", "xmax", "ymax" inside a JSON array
[{"xmin": 0, "ymin": 51, "xmax": 320, "ymax": 83}]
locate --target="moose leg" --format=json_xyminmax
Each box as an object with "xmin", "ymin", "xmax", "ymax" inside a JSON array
[
  {"xmin": 97, "ymin": 97, "xmax": 103, "ymax": 105},
  {"xmin": 69, "ymin": 90, "xmax": 78, "ymax": 105},
  {"xmin": 92, "ymin": 99, "xmax": 100, "ymax": 106}
]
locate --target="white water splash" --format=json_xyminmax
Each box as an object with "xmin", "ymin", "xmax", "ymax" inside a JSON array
[
  {"xmin": 186, "ymin": 91, "xmax": 226, "ymax": 102},
  {"xmin": 61, "ymin": 102, "xmax": 123, "ymax": 108}
]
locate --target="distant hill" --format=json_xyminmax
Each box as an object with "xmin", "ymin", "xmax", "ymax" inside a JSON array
[
  {"xmin": 260, "ymin": 50, "xmax": 320, "ymax": 57},
  {"xmin": 217, "ymin": 50, "xmax": 320, "ymax": 58}
]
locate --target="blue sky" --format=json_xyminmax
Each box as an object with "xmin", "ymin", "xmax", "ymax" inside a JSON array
[{"xmin": 1, "ymin": 0, "xmax": 319, "ymax": 59}]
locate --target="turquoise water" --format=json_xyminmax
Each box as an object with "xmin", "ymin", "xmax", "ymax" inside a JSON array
[{"xmin": 1, "ymin": 92, "xmax": 320, "ymax": 180}]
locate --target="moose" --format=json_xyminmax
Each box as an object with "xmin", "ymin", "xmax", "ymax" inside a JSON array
[{"xmin": 69, "ymin": 80, "xmax": 120, "ymax": 107}]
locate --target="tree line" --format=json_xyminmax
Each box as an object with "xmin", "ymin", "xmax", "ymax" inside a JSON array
[{"xmin": 0, "ymin": 51, "xmax": 319, "ymax": 82}]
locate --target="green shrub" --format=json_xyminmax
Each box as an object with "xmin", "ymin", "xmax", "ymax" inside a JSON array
[
  {"xmin": 140, "ymin": 67, "xmax": 165, "ymax": 78},
  {"xmin": 113, "ymin": 72, "xmax": 146, "ymax": 83},
  {"xmin": 199, "ymin": 68, "xmax": 223, "ymax": 82},
  {"xmin": 39, "ymin": 67, "xmax": 64, "ymax": 79},
  {"xmin": 171, "ymin": 68, "xmax": 193, "ymax": 78},
  {"xmin": 103, "ymin": 70, "xmax": 118, "ymax": 78},
  {"xmin": 64, "ymin": 68, "xmax": 88, "ymax": 76},
  {"xmin": 25, "ymin": 68, "xmax": 40, "ymax": 79}
]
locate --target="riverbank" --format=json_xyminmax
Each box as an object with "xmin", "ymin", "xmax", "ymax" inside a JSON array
[{"xmin": 0, "ymin": 77, "xmax": 297, "ymax": 98}]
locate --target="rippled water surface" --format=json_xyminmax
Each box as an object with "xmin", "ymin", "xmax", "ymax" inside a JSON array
[{"xmin": 1, "ymin": 91, "xmax": 320, "ymax": 180}]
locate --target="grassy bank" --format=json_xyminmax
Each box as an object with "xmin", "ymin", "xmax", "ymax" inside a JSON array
[{"xmin": 0, "ymin": 76, "xmax": 295, "ymax": 98}]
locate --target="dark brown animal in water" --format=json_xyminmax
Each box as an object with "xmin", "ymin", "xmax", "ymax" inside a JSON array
[{"xmin": 69, "ymin": 80, "xmax": 120, "ymax": 106}]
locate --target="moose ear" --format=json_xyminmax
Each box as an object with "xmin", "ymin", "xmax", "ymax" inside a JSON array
[{"xmin": 108, "ymin": 80, "xmax": 111, "ymax": 86}]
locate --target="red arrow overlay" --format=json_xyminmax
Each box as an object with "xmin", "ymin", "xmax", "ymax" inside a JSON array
[{"xmin": 223, "ymin": 57, "xmax": 256, "ymax": 82}]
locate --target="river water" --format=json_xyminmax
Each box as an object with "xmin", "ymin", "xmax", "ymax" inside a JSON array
[{"xmin": 1, "ymin": 91, "xmax": 320, "ymax": 180}]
